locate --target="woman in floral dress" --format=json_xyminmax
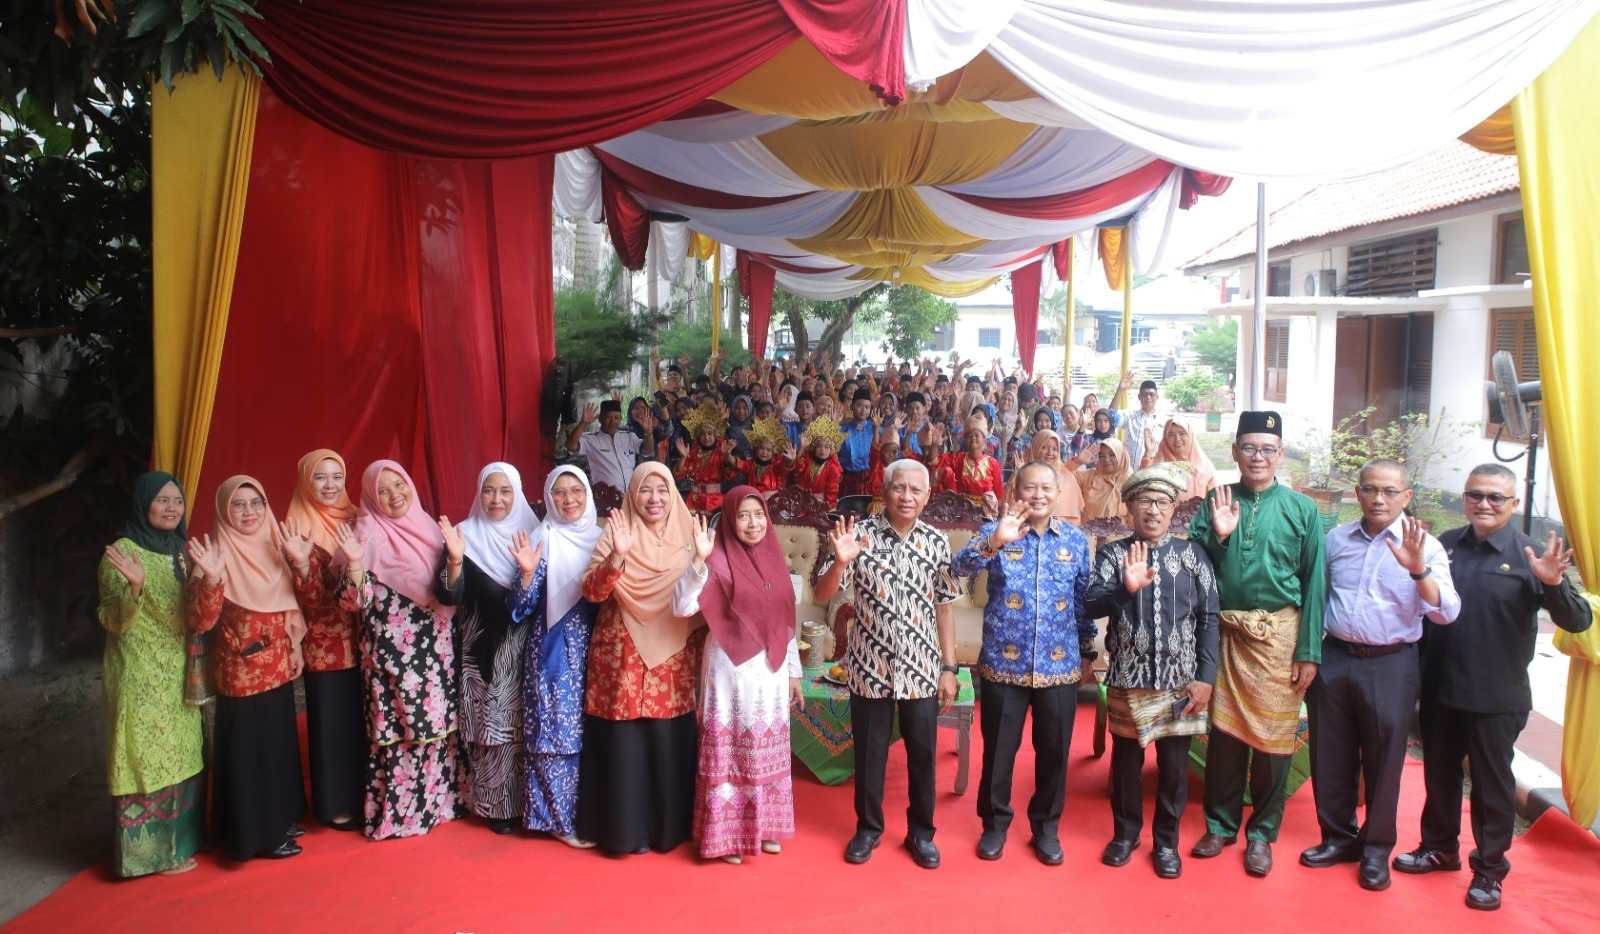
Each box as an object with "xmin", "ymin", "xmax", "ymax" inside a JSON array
[
  {"xmin": 334, "ymin": 459, "xmax": 464, "ymax": 840},
  {"xmin": 508, "ymin": 465, "xmax": 602, "ymax": 846}
]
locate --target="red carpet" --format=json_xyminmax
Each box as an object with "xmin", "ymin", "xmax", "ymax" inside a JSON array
[{"xmin": 12, "ymin": 703, "xmax": 1600, "ymax": 933}]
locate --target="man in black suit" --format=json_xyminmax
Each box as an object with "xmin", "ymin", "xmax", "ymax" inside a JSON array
[{"xmin": 1394, "ymin": 464, "xmax": 1591, "ymax": 911}]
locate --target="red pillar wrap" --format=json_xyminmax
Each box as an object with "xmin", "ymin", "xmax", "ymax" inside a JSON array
[{"xmin": 1010, "ymin": 260, "xmax": 1043, "ymax": 377}]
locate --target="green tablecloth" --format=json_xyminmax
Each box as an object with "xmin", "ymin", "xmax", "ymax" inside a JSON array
[{"xmin": 791, "ymin": 668, "xmax": 974, "ymax": 786}]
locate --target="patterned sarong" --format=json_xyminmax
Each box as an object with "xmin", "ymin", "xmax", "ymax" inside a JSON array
[
  {"xmin": 1210, "ymin": 607, "xmax": 1302, "ymax": 755},
  {"xmin": 1106, "ymin": 686, "xmax": 1210, "ymax": 747}
]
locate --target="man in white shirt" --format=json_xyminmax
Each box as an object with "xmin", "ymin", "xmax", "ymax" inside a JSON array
[
  {"xmin": 565, "ymin": 399, "xmax": 641, "ymax": 492},
  {"xmin": 1123, "ymin": 380, "xmax": 1165, "ymax": 469}
]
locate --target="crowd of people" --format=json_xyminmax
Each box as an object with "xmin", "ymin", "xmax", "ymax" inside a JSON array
[{"xmin": 95, "ymin": 349, "xmax": 1589, "ymax": 915}]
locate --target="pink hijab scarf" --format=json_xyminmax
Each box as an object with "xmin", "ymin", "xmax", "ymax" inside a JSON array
[{"xmin": 354, "ymin": 460, "xmax": 452, "ymax": 618}]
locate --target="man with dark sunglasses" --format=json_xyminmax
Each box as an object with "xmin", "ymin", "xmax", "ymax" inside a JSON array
[{"xmin": 1396, "ymin": 464, "xmax": 1591, "ymax": 911}]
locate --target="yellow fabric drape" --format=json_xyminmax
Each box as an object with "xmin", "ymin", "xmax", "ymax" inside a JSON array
[
  {"xmin": 760, "ymin": 118, "xmax": 1034, "ymax": 191},
  {"xmin": 1461, "ymin": 103, "xmax": 1518, "ymax": 155},
  {"xmin": 150, "ymin": 66, "xmax": 259, "ymax": 498},
  {"xmin": 790, "ymin": 188, "xmax": 986, "ymax": 267},
  {"xmin": 802, "ymin": 100, "xmax": 1003, "ymax": 128},
  {"xmin": 1098, "ymin": 226, "xmax": 1128, "ymax": 291},
  {"xmin": 688, "ymin": 230, "xmax": 717, "ymax": 261},
  {"xmin": 846, "ymin": 269, "xmax": 997, "ymax": 298},
  {"xmin": 1514, "ymin": 11, "xmax": 1600, "ymax": 829}
]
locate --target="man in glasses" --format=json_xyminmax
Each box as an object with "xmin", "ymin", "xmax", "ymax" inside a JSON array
[
  {"xmin": 1396, "ymin": 464, "xmax": 1591, "ymax": 910},
  {"xmin": 1187, "ymin": 410, "xmax": 1327, "ymax": 877},
  {"xmin": 1123, "ymin": 379, "xmax": 1164, "ymax": 470},
  {"xmin": 1086, "ymin": 462, "xmax": 1219, "ymax": 879},
  {"xmin": 1301, "ymin": 459, "xmax": 1460, "ymax": 892}
]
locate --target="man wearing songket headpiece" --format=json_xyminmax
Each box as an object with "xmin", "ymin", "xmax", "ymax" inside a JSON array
[
  {"xmin": 1086, "ymin": 462, "xmax": 1219, "ymax": 879},
  {"xmin": 1186, "ymin": 411, "xmax": 1326, "ymax": 877}
]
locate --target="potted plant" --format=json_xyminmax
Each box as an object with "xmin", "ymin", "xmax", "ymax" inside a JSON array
[
  {"xmin": 1199, "ymin": 386, "xmax": 1233, "ymax": 433},
  {"xmin": 1290, "ymin": 407, "xmax": 1374, "ymax": 532}
]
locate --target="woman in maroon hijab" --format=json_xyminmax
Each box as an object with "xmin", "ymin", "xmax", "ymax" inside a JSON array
[{"xmin": 690, "ymin": 486, "xmax": 804, "ymax": 864}]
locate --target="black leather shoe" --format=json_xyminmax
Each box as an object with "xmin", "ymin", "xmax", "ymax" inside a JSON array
[
  {"xmin": 488, "ymin": 818, "xmax": 516, "ymax": 836},
  {"xmin": 1152, "ymin": 847, "xmax": 1182, "ymax": 879},
  {"xmin": 1101, "ymin": 837, "xmax": 1140, "ymax": 867},
  {"xmin": 903, "ymin": 835, "xmax": 941, "ymax": 869},
  {"xmin": 1190, "ymin": 832, "xmax": 1236, "ymax": 858},
  {"xmin": 1466, "ymin": 872, "xmax": 1502, "ymax": 911},
  {"xmin": 1359, "ymin": 857, "xmax": 1391, "ymax": 891},
  {"xmin": 1300, "ymin": 841, "xmax": 1361, "ymax": 868},
  {"xmin": 260, "ymin": 839, "xmax": 302, "ymax": 860},
  {"xmin": 1031, "ymin": 836, "xmax": 1064, "ymax": 866},
  {"xmin": 844, "ymin": 833, "xmax": 881, "ymax": 864},
  {"xmin": 1392, "ymin": 845, "xmax": 1462, "ymax": 874},
  {"xmin": 1244, "ymin": 840, "xmax": 1273, "ymax": 877},
  {"xmin": 286, "ymin": 823, "xmax": 306, "ymax": 839},
  {"xmin": 976, "ymin": 830, "xmax": 1005, "ymax": 861}
]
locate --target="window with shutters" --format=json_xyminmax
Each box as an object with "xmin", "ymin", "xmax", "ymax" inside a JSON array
[
  {"xmin": 1495, "ymin": 213, "xmax": 1529, "ymax": 284},
  {"xmin": 1346, "ymin": 230, "xmax": 1438, "ymax": 296},
  {"xmin": 1268, "ymin": 262, "xmax": 1292, "ymax": 297},
  {"xmin": 1485, "ymin": 307, "xmax": 1539, "ymax": 439},
  {"xmin": 1264, "ymin": 320, "xmax": 1291, "ymax": 403},
  {"xmin": 1406, "ymin": 313, "xmax": 1433, "ymax": 417}
]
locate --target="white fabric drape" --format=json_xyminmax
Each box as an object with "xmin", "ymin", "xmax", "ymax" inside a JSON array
[
  {"xmin": 648, "ymin": 221, "xmax": 690, "ymax": 285},
  {"xmin": 914, "ymin": 185, "xmax": 1153, "ymax": 240},
  {"xmin": 938, "ymin": 127, "xmax": 1157, "ymax": 197},
  {"xmin": 643, "ymin": 110, "xmax": 796, "ymax": 143},
  {"xmin": 595, "ymin": 134, "xmax": 815, "ymax": 197},
  {"xmin": 553, "ymin": 149, "xmax": 602, "ymax": 221},
  {"xmin": 1128, "ymin": 167, "xmax": 1183, "ymax": 277},
  {"xmin": 773, "ymin": 271, "xmax": 878, "ymax": 301},
  {"xmin": 986, "ymin": 0, "xmax": 1599, "ymax": 178},
  {"xmin": 904, "ymin": 0, "xmax": 1023, "ymax": 90}
]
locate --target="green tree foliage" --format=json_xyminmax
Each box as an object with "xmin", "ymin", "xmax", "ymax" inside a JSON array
[
  {"xmin": 776, "ymin": 284, "xmax": 957, "ymax": 361},
  {"xmin": 1187, "ymin": 317, "xmax": 1238, "ymax": 382},
  {"xmin": 551, "ymin": 285, "xmax": 665, "ymax": 396},
  {"xmin": 657, "ymin": 317, "xmax": 753, "ymax": 380},
  {"xmin": 1163, "ymin": 370, "xmax": 1226, "ymax": 412}
]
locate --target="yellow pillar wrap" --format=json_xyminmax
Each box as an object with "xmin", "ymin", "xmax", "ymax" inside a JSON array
[
  {"xmin": 710, "ymin": 243, "xmax": 722, "ymax": 356},
  {"xmin": 1063, "ymin": 239, "xmax": 1076, "ymax": 396},
  {"xmin": 1513, "ymin": 11, "xmax": 1600, "ymax": 829},
  {"xmin": 150, "ymin": 66, "xmax": 259, "ymax": 497},
  {"xmin": 1116, "ymin": 256, "xmax": 1133, "ymax": 413}
]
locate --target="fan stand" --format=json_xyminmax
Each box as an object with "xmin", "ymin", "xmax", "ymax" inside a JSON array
[{"xmin": 1491, "ymin": 405, "xmax": 1540, "ymax": 535}]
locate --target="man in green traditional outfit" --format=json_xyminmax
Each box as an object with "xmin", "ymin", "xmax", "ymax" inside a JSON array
[{"xmin": 1187, "ymin": 410, "xmax": 1327, "ymax": 877}]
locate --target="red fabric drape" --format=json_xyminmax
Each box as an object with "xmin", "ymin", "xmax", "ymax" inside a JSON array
[
  {"xmin": 1052, "ymin": 240, "xmax": 1073, "ymax": 281},
  {"xmin": 748, "ymin": 251, "xmax": 852, "ymax": 275},
  {"xmin": 1010, "ymin": 260, "xmax": 1043, "ymax": 377},
  {"xmin": 778, "ymin": 0, "xmax": 908, "ymax": 103},
  {"xmin": 248, "ymin": 0, "xmax": 801, "ymax": 158},
  {"xmin": 600, "ymin": 168, "xmax": 652, "ymax": 272},
  {"xmin": 944, "ymin": 160, "xmax": 1174, "ymax": 219},
  {"xmin": 1180, "ymin": 169, "xmax": 1233, "ymax": 210},
  {"xmin": 745, "ymin": 258, "xmax": 777, "ymax": 359},
  {"xmin": 594, "ymin": 150, "xmax": 808, "ymax": 211},
  {"xmin": 192, "ymin": 87, "xmax": 554, "ymax": 529}
]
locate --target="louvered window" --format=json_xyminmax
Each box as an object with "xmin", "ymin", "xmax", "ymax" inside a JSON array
[
  {"xmin": 1406, "ymin": 313, "xmax": 1433, "ymax": 416},
  {"xmin": 1346, "ymin": 230, "xmax": 1437, "ymax": 297},
  {"xmin": 1264, "ymin": 320, "xmax": 1291, "ymax": 403},
  {"xmin": 1485, "ymin": 307, "xmax": 1539, "ymax": 439}
]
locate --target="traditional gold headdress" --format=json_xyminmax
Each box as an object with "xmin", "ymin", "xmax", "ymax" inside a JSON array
[
  {"xmin": 745, "ymin": 416, "xmax": 789, "ymax": 450},
  {"xmin": 805, "ymin": 414, "xmax": 845, "ymax": 447},
  {"xmin": 681, "ymin": 401, "xmax": 728, "ymax": 436}
]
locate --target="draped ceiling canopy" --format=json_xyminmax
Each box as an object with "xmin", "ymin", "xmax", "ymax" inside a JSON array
[{"xmin": 246, "ymin": 0, "xmax": 1598, "ymax": 300}]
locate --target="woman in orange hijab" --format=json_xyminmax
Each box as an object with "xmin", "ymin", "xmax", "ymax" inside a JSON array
[
  {"xmin": 575, "ymin": 462, "xmax": 716, "ymax": 856},
  {"xmin": 1078, "ymin": 438, "xmax": 1133, "ymax": 524},
  {"xmin": 1153, "ymin": 419, "xmax": 1218, "ymax": 501},
  {"xmin": 187, "ymin": 476, "xmax": 309, "ymax": 862},
  {"xmin": 280, "ymin": 449, "xmax": 363, "ymax": 831}
]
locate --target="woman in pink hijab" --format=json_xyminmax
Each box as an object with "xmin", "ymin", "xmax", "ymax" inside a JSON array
[{"xmin": 334, "ymin": 460, "xmax": 465, "ymax": 841}]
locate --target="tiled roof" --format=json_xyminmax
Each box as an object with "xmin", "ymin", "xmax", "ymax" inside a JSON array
[{"xmin": 1183, "ymin": 142, "xmax": 1520, "ymax": 270}]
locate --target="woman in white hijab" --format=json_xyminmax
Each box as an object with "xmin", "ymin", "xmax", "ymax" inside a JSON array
[
  {"xmin": 507, "ymin": 466, "xmax": 604, "ymax": 847},
  {"xmin": 437, "ymin": 462, "xmax": 540, "ymax": 835}
]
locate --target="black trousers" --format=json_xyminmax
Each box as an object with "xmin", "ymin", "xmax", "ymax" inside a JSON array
[
  {"xmin": 852, "ymin": 693, "xmax": 939, "ymax": 841},
  {"xmin": 976, "ymin": 678, "xmax": 1076, "ymax": 840},
  {"xmin": 1418, "ymin": 699, "xmax": 1528, "ymax": 881},
  {"xmin": 1307, "ymin": 643, "xmax": 1418, "ymax": 860},
  {"xmin": 1111, "ymin": 734, "xmax": 1191, "ymax": 850}
]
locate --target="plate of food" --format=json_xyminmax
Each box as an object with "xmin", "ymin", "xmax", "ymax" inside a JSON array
[{"xmin": 820, "ymin": 663, "xmax": 848, "ymax": 686}]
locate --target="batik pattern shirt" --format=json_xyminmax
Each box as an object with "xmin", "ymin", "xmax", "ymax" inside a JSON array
[
  {"xmin": 951, "ymin": 518, "xmax": 1093, "ymax": 687},
  {"xmin": 833, "ymin": 516, "xmax": 962, "ymax": 700},
  {"xmin": 1086, "ymin": 535, "xmax": 1221, "ymax": 691}
]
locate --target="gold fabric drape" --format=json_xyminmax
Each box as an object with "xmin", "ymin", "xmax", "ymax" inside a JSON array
[
  {"xmin": 689, "ymin": 230, "xmax": 717, "ymax": 261},
  {"xmin": 150, "ymin": 66, "xmax": 260, "ymax": 495},
  {"xmin": 1098, "ymin": 226, "xmax": 1128, "ymax": 291},
  {"xmin": 1514, "ymin": 12, "xmax": 1600, "ymax": 829},
  {"xmin": 761, "ymin": 118, "xmax": 1033, "ymax": 190},
  {"xmin": 1460, "ymin": 103, "xmax": 1518, "ymax": 155}
]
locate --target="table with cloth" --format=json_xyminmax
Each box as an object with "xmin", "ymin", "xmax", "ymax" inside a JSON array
[{"xmin": 792, "ymin": 668, "xmax": 974, "ymax": 786}]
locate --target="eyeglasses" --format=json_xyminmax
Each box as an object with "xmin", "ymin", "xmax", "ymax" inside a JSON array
[
  {"xmin": 229, "ymin": 498, "xmax": 267, "ymax": 514},
  {"xmin": 1238, "ymin": 444, "xmax": 1280, "ymax": 459},
  {"xmin": 1130, "ymin": 497, "xmax": 1174, "ymax": 512},
  {"xmin": 1357, "ymin": 485, "xmax": 1408, "ymax": 499},
  {"xmin": 1462, "ymin": 490, "xmax": 1513, "ymax": 507}
]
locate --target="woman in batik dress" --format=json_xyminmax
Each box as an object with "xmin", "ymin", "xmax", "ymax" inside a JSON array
[
  {"xmin": 98, "ymin": 472, "xmax": 206, "ymax": 876},
  {"xmin": 690, "ymin": 487, "xmax": 803, "ymax": 863},
  {"xmin": 335, "ymin": 460, "xmax": 464, "ymax": 840}
]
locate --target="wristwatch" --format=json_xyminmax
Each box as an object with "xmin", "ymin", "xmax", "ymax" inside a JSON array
[
  {"xmin": 940, "ymin": 664, "xmax": 959, "ymax": 675},
  {"xmin": 1409, "ymin": 567, "xmax": 1432, "ymax": 581}
]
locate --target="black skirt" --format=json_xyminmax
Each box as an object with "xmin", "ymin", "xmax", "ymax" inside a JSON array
[
  {"xmin": 576, "ymin": 714, "xmax": 698, "ymax": 855},
  {"xmin": 213, "ymin": 682, "xmax": 308, "ymax": 861},
  {"xmin": 304, "ymin": 667, "xmax": 365, "ymax": 825}
]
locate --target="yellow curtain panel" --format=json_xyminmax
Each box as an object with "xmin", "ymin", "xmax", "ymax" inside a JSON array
[
  {"xmin": 1098, "ymin": 226, "xmax": 1128, "ymax": 291},
  {"xmin": 1514, "ymin": 11, "xmax": 1600, "ymax": 829},
  {"xmin": 150, "ymin": 66, "xmax": 260, "ymax": 497}
]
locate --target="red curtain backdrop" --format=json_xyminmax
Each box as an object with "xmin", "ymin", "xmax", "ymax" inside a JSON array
[
  {"xmin": 1010, "ymin": 260, "xmax": 1043, "ymax": 376},
  {"xmin": 191, "ymin": 87, "xmax": 554, "ymax": 530},
  {"xmin": 778, "ymin": 0, "xmax": 908, "ymax": 102},
  {"xmin": 599, "ymin": 168, "xmax": 652, "ymax": 272},
  {"xmin": 745, "ymin": 258, "xmax": 778, "ymax": 358},
  {"xmin": 248, "ymin": 0, "xmax": 802, "ymax": 157},
  {"xmin": 1052, "ymin": 240, "xmax": 1073, "ymax": 281},
  {"xmin": 944, "ymin": 160, "xmax": 1174, "ymax": 219}
]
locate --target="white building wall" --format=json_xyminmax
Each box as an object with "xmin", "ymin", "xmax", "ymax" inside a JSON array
[{"xmin": 951, "ymin": 306, "xmax": 1018, "ymax": 357}]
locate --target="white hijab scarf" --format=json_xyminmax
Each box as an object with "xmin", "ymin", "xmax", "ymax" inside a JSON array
[
  {"xmin": 533, "ymin": 465, "xmax": 602, "ymax": 623},
  {"xmin": 456, "ymin": 461, "xmax": 540, "ymax": 589},
  {"xmin": 778, "ymin": 384, "xmax": 800, "ymax": 422}
]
